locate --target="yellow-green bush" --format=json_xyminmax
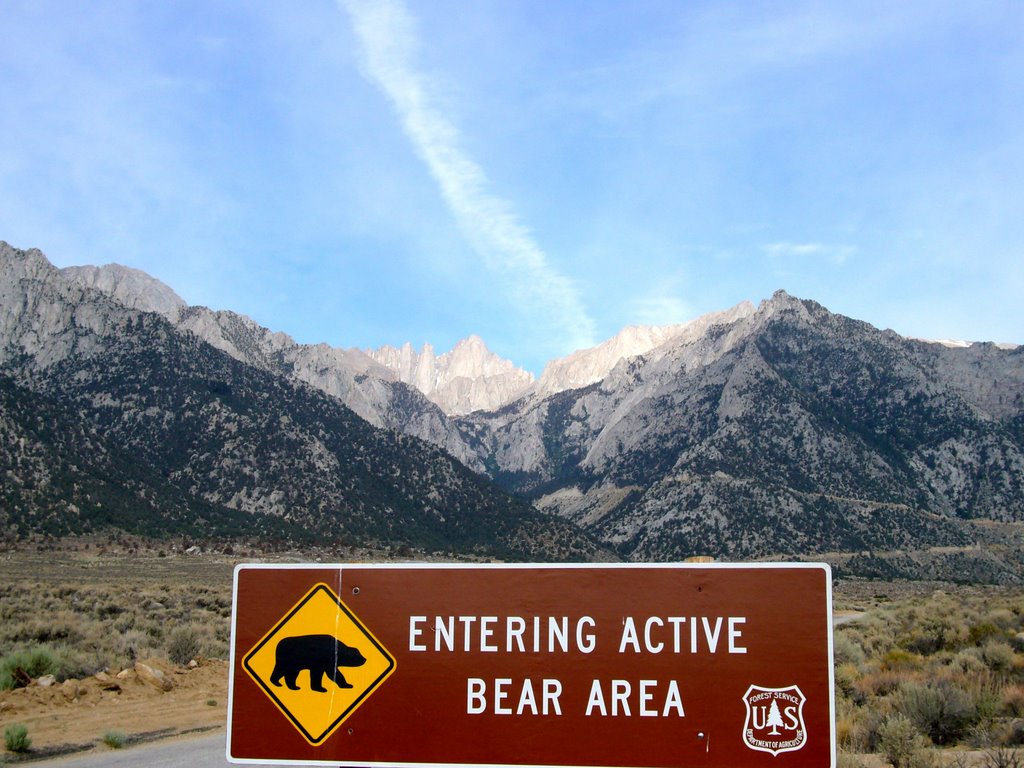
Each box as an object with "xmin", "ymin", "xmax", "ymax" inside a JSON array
[{"xmin": 836, "ymin": 588, "xmax": 1024, "ymax": 754}]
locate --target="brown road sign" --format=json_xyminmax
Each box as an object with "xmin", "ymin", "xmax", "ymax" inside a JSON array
[{"xmin": 227, "ymin": 563, "xmax": 835, "ymax": 767}]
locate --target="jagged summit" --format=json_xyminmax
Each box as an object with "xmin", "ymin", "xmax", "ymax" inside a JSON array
[
  {"xmin": 368, "ymin": 303, "xmax": 762, "ymax": 412},
  {"xmin": 367, "ymin": 336, "xmax": 534, "ymax": 415}
]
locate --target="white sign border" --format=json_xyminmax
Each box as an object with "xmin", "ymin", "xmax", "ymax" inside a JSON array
[{"xmin": 227, "ymin": 561, "xmax": 836, "ymax": 768}]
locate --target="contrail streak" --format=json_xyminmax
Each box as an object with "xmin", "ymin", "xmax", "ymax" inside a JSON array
[{"xmin": 341, "ymin": 0, "xmax": 596, "ymax": 353}]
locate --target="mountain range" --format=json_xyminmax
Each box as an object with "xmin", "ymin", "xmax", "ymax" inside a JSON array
[
  {"xmin": 0, "ymin": 242, "xmax": 601, "ymax": 560},
  {"xmin": 3, "ymin": 240, "xmax": 1023, "ymax": 579}
]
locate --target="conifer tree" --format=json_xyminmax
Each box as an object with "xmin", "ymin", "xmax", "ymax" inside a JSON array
[{"xmin": 766, "ymin": 700, "xmax": 784, "ymax": 735}]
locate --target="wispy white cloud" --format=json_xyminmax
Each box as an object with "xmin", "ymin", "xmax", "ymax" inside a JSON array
[
  {"xmin": 340, "ymin": 0, "xmax": 596, "ymax": 352},
  {"xmin": 763, "ymin": 241, "xmax": 856, "ymax": 265}
]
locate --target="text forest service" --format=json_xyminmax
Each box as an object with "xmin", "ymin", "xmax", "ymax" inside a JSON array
[{"xmin": 227, "ymin": 563, "xmax": 836, "ymax": 767}]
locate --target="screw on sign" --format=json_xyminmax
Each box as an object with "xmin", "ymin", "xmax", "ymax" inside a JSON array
[{"xmin": 227, "ymin": 563, "xmax": 836, "ymax": 767}]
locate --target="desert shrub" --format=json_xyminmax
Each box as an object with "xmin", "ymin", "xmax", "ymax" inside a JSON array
[
  {"xmin": 167, "ymin": 625, "xmax": 200, "ymax": 665},
  {"xmin": 946, "ymin": 753, "xmax": 974, "ymax": 768},
  {"xmin": 835, "ymin": 662, "xmax": 860, "ymax": 698},
  {"xmin": 836, "ymin": 697, "xmax": 861, "ymax": 749},
  {"xmin": 4, "ymin": 723, "xmax": 31, "ymax": 753},
  {"xmin": 902, "ymin": 611, "xmax": 969, "ymax": 655},
  {"xmin": 907, "ymin": 749, "xmax": 938, "ymax": 768},
  {"xmin": 853, "ymin": 704, "xmax": 893, "ymax": 753},
  {"xmin": 836, "ymin": 750, "xmax": 868, "ymax": 768},
  {"xmin": 168, "ymin": 621, "xmax": 227, "ymax": 662},
  {"xmin": 878, "ymin": 713, "xmax": 933, "ymax": 768},
  {"xmin": 204, "ymin": 635, "xmax": 229, "ymax": 660},
  {"xmin": 116, "ymin": 628, "xmax": 157, "ymax": 665},
  {"xmin": 142, "ymin": 620, "xmax": 166, "ymax": 642},
  {"xmin": 1005, "ymin": 687, "xmax": 1024, "ymax": 717},
  {"xmin": 101, "ymin": 730, "xmax": 126, "ymax": 749},
  {"xmin": 93, "ymin": 600, "xmax": 125, "ymax": 619},
  {"xmin": 987, "ymin": 610, "xmax": 1020, "ymax": 632},
  {"xmin": 970, "ymin": 677, "xmax": 1007, "ymax": 725},
  {"xmin": 894, "ymin": 679, "xmax": 979, "ymax": 745},
  {"xmin": 854, "ymin": 667, "xmax": 904, "ymax": 699},
  {"xmin": 984, "ymin": 641, "xmax": 1017, "ymax": 674},
  {"xmin": 973, "ymin": 622, "xmax": 1009, "ymax": 646},
  {"xmin": 1001, "ymin": 721, "xmax": 1024, "ymax": 747},
  {"xmin": 884, "ymin": 648, "xmax": 925, "ymax": 671},
  {"xmin": 835, "ymin": 633, "xmax": 866, "ymax": 666},
  {"xmin": 8, "ymin": 612, "xmax": 86, "ymax": 646},
  {"xmin": 951, "ymin": 647, "xmax": 990, "ymax": 675},
  {"xmin": 0, "ymin": 645, "xmax": 70, "ymax": 689},
  {"xmin": 848, "ymin": 614, "xmax": 899, "ymax": 657}
]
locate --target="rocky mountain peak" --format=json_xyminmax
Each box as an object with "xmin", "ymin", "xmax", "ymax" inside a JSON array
[
  {"xmin": 532, "ymin": 302, "xmax": 758, "ymax": 399},
  {"xmin": 367, "ymin": 336, "xmax": 534, "ymax": 416},
  {"xmin": 757, "ymin": 289, "xmax": 813, "ymax": 319},
  {"xmin": 60, "ymin": 263, "xmax": 187, "ymax": 322},
  {"xmin": 440, "ymin": 335, "xmax": 524, "ymax": 378},
  {"xmin": 0, "ymin": 241, "xmax": 54, "ymax": 282}
]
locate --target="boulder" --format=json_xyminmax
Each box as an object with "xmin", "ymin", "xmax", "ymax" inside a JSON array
[
  {"xmin": 134, "ymin": 661, "xmax": 173, "ymax": 692},
  {"xmin": 60, "ymin": 679, "xmax": 81, "ymax": 701},
  {"xmin": 37, "ymin": 674, "xmax": 56, "ymax": 687},
  {"xmin": 94, "ymin": 670, "xmax": 122, "ymax": 691}
]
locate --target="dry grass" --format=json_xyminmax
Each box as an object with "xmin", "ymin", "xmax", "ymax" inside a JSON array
[
  {"xmin": 834, "ymin": 580, "xmax": 1024, "ymax": 764},
  {"xmin": 0, "ymin": 534, "xmax": 419, "ymax": 688},
  {"xmin": 0, "ymin": 546, "xmax": 236, "ymax": 687}
]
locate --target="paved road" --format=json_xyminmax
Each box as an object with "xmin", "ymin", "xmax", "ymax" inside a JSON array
[{"xmin": 31, "ymin": 732, "xmax": 293, "ymax": 768}]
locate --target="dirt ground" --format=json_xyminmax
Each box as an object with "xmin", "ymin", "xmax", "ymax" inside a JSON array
[
  {"xmin": 0, "ymin": 657, "xmax": 227, "ymax": 761},
  {"xmin": 0, "ymin": 542, "xmax": 239, "ymax": 761}
]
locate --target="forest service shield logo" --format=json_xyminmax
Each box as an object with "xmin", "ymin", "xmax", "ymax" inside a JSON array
[{"xmin": 742, "ymin": 684, "xmax": 807, "ymax": 756}]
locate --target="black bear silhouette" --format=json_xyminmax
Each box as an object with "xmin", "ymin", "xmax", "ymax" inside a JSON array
[{"xmin": 270, "ymin": 634, "xmax": 367, "ymax": 692}]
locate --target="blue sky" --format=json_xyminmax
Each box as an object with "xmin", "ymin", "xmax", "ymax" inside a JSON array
[{"xmin": 2, "ymin": 1, "xmax": 1021, "ymax": 373}]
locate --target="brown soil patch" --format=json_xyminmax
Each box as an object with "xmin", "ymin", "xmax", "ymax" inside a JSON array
[{"xmin": 0, "ymin": 658, "xmax": 226, "ymax": 760}]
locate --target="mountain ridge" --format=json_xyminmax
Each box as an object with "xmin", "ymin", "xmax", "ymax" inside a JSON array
[
  {"xmin": 0, "ymin": 241, "xmax": 605, "ymax": 560},
  {"xmin": 4, "ymin": 240, "xmax": 1024, "ymax": 579},
  {"xmin": 38, "ymin": 249, "xmax": 1021, "ymax": 419}
]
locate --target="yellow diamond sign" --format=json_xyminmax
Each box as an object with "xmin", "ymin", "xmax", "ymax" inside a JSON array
[{"xmin": 242, "ymin": 582, "xmax": 396, "ymax": 745}]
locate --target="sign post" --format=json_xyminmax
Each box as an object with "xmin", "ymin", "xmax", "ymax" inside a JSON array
[{"xmin": 228, "ymin": 563, "xmax": 835, "ymax": 767}]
